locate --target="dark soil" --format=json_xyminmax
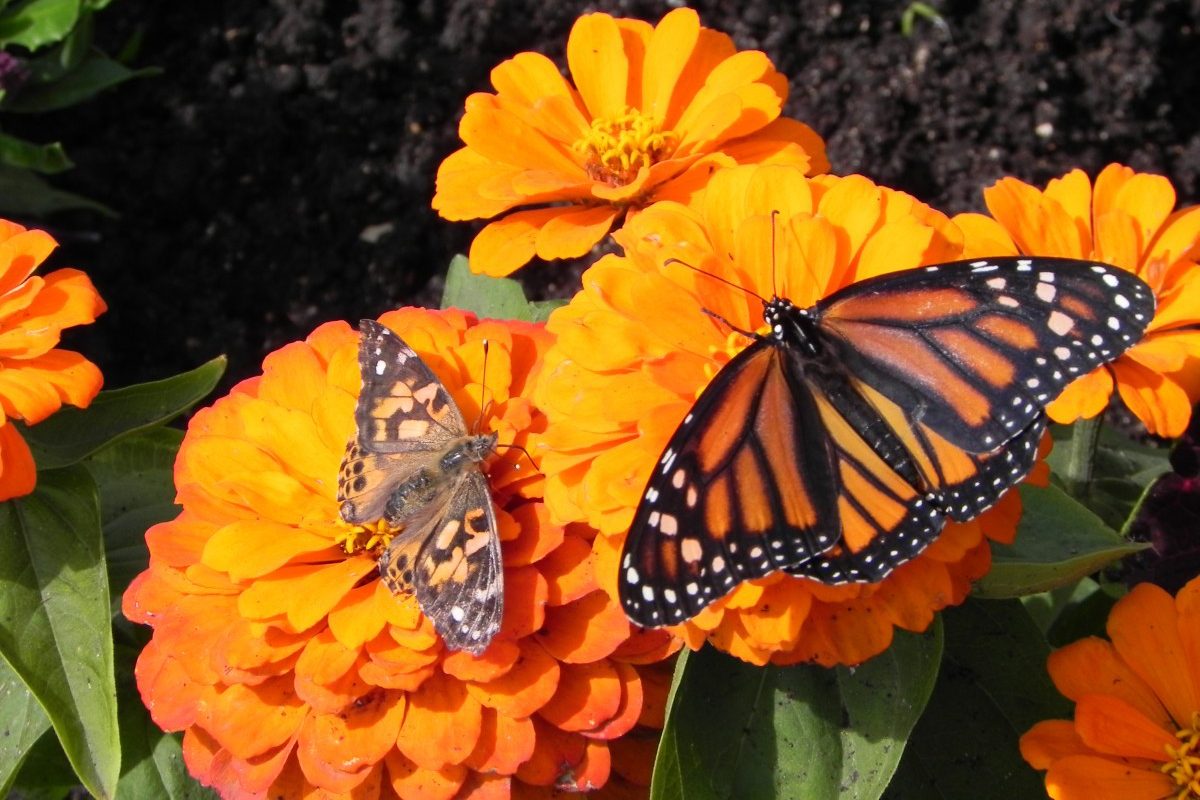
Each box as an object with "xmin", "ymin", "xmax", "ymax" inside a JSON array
[{"xmin": 19, "ymin": 0, "xmax": 1200, "ymax": 392}]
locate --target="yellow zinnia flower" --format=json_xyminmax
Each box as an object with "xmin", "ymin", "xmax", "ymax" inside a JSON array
[{"xmin": 433, "ymin": 7, "xmax": 828, "ymax": 277}]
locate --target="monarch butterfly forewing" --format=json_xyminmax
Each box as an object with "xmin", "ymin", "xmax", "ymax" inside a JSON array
[
  {"xmin": 620, "ymin": 257, "xmax": 1155, "ymax": 627},
  {"xmin": 818, "ymin": 259, "xmax": 1154, "ymax": 451},
  {"xmin": 621, "ymin": 343, "xmax": 842, "ymax": 626}
]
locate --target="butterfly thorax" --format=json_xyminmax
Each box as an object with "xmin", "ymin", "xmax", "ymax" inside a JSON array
[
  {"xmin": 765, "ymin": 297, "xmax": 822, "ymax": 358},
  {"xmin": 383, "ymin": 432, "xmax": 498, "ymax": 526},
  {"xmin": 439, "ymin": 432, "xmax": 499, "ymax": 472},
  {"xmin": 765, "ymin": 295, "xmax": 929, "ymax": 492}
]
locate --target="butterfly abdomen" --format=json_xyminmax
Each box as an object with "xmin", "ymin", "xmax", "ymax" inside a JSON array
[
  {"xmin": 384, "ymin": 469, "xmax": 442, "ymax": 524},
  {"xmin": 382, "ymin": 434, "xmax": 498, "ymax": 525}
]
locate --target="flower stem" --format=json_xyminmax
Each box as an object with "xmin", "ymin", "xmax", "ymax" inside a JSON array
[{"xmin": 1062, "ymin": 416, "xmax": 1103, "ymax": 500}]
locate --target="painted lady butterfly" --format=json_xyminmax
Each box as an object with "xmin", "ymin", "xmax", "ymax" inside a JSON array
[{"xmin": 338, "ymin": 319, "xmax": 502, "ymax": 654}]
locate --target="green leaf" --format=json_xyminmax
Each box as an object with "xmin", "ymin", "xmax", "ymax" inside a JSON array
[
  {"xmin": 974, "ymin": 484, "xmax": 1147, "ymax": 598},
  {"xmin": 0, "ymin": 466, "xmax": 119, "ymax": 799},
  {"xmin": 1045, "ymin": 423, "xmax": 1170, "ymax": 527},
  {"xmin": 0, "ymin": 162, "xmax": 113, "ymax": 216},
  {"xmin": 11, "ymin": 727, "xmax": 77, "ymax": 795},
  {"xmin": 888, "ymin": 599, "xmax": 1065, "ymax": 799},
  {"xmin": 117, "ymin": 703, "xmax": 211, "ymax": 800},
  {"xmin": 441, "ymin": 254, "xmax": 526, "ymax": 318},
  {"xmin": 4, "ymin": 51, "xmax": 158, "ymax": 112},
  {"xmin": 651, "ymin": 630, "xmax": 941, "ymax": 800},
  {"xmin": 21, "ymin": 357, "xmax": 225, "ymax": 470},
  {"xmin": 1047, "ymin": 424, "xmax": 1170, "ymax": 487},
  {"xmin": 84, "ymin": 427, "xmax": 182, "ymax": 605},
  {"xmin": 56, "ymin": 1, "xmax": 90, "ymax": 69},
  {"xmin": 946, "ymin": 600, "xmax": 1071, "ymax": 731},
  {"xmin": 1023, "ymin": 577, "xmax": 1120, "ymax": 647},
  {"xmin": 18, "ymin": 7, "xmax": 91, "ymax": 84},
  {"xmin": 651, "ymin": 645, "xmax": 842, "ymax": 799},
  {"xmin": 0, "ymin": 0, "xmax": 80, "ymax": 51},
  {"xmin": 837, "ymin": 624, "xmax": 943, "ymax": 799},
  {"xmin": 0, "ymin": 655, "xmax": 51, "ymax": 796},
  {"xmin": 440, "ymin": 254, "xmax": 558, "ymax": 322},
  {"xmin": 526, "ymin": 298, "xmax": 567, "ymax": 323},
  {"xmin": 0, "ymin": 131, "xmax": 71, "ymax": 173}
]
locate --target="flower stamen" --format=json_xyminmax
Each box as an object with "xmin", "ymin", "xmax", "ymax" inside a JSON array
[
  {"xmin": 573, "ymin": 108, "xmax": 677, "ymax": 186},
  {"xmin": 334, "ymin": 517, "xmax": 400, "ymax": 556},
  {"xmin": 1163, "ymin": 711, "xmax": 1200, "ymax": 799}
]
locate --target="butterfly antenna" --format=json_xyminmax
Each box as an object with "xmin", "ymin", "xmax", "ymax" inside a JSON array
[
  {"xmin": 493, "ymin": 442, "xmax": 542, "ymax": 475},
  {"xmin": 664, "ymin": 257, "xmax": 767, "ymax": 305},
  {"xmin": 473, "ymin": 339, "xmax": 491, "ymax": 434},
  {"xmin": 771, "ymin": 207, "xmax": 822, "ymax": 300},
  {"xmin": 771, "ymin": 209, "xmax": 780, "ymax": 299}
]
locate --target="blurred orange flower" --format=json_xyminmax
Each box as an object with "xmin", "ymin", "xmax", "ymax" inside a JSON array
[
  {"xmin": 1021, "ymin": 577, "xmax": 1200, "ymax": 800},
  {"xmin": 0, "ymin": 219, "xmax": 105, "ymax": 500},
  {"xmin": 123, "ymin": 308, "xmax": 676, "ymax": 799},
  {"xmin": 534, "ymin": 164, "xmax": 1042, "ymax": 667},
  {"xmin": 955, "ymin": 163, "xmax": 1200, "ymax": 437},
  {"xmin": 433, "ymin": 7, "xmax": 828, "ymax": 278}
]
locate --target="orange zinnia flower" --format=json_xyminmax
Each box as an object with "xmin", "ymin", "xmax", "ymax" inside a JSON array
[
  {"xmin": 123, "ymin": 308, "xmax": 676, "ymax": 799},
  {"xmin": 534, "ymin": 164, "xmax": 1044, "ymax": 667},
  {"xmin": 955, "ymin": 163, "xmax": 1200, "ymax": 437},
  {"xmin": 0, "ymin": 219, "xmax": 105, "ymax": 500},
  {"xmin": 1021, "ymin": 577, "xmax": 1200, "ymax": 800},
  {"xmin": 433, "ymin": 7, "xmax": 828, "ymax": 278}
]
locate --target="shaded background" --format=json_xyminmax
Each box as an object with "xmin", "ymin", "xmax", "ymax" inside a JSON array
[{"xmin": 16, "ymin": 0, "xmax": 1200, "ymax": 391}]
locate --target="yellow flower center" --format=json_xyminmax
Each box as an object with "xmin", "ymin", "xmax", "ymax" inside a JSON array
[
  {"xmin": 573, "ymin": 108, "xmax": 677, "ymax": 186},
  {"xmin": 335, "ymin": 517, "xmax": 399, "ymax": 556},
  {"xmin": 1164, "ymin": 712, "xmax": 1200, "ymax": 799}
]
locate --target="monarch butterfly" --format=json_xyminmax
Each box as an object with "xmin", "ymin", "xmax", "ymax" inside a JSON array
[{"xmin": 619, "ymin": 257, "xmax": 1155, "ymax": 628}]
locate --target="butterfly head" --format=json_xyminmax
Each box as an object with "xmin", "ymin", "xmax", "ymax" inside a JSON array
[{"xmin": 763, "ymin": 296, "xmax": 820, "ymax": 356}]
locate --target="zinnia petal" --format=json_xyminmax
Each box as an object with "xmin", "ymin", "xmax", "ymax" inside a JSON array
[
  {"xmin": 469, "ymin": 208, "xmax": 570, "ymax": 278},
  {"xmin": 567, "ymin": 13, "xmax": 630, "ymax": 120},
  {"xmin": 0, "ymin": 422, "xmax": 35, "ymax": 502},
  {"xmin": 1045, "ymin": 755, "xmax": 1177, "ymax": 800},
  {"xmin": 1073, "ymin": 694, "xmax": 1177, "ymax": 760},
  {"xmin": 1020, "ymin": 720, "xmax": 1090, "ymax": 770},
  {"xmin": 1108, "ymin": 582, "xmax": 1200, "ymax": 725}
]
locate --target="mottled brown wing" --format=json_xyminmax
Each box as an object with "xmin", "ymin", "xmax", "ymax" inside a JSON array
[
  {"xmin": 353, "ymin": 319, "xmax": 468, "ymax": 452},
  {"xmin": 379, "ymin": 469, "xmax": 503, "ymax": 655},
  {"xmin": 338, "ymin": 319, "xmax": 469, "ymax": 524}
]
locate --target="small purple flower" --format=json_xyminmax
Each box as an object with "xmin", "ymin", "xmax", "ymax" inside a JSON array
[
  {"xmin": 1123, "ymin": 404, "xmax": 1200, "ymax": 592},
  {"xmin": 0, "ymin": 51, "xmax": 30, "ymax": 94}
]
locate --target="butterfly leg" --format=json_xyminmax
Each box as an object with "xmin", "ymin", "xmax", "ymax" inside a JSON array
[{"xmin": 701, "ymin": 307, "xmax": 762, "ymax": 341}]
